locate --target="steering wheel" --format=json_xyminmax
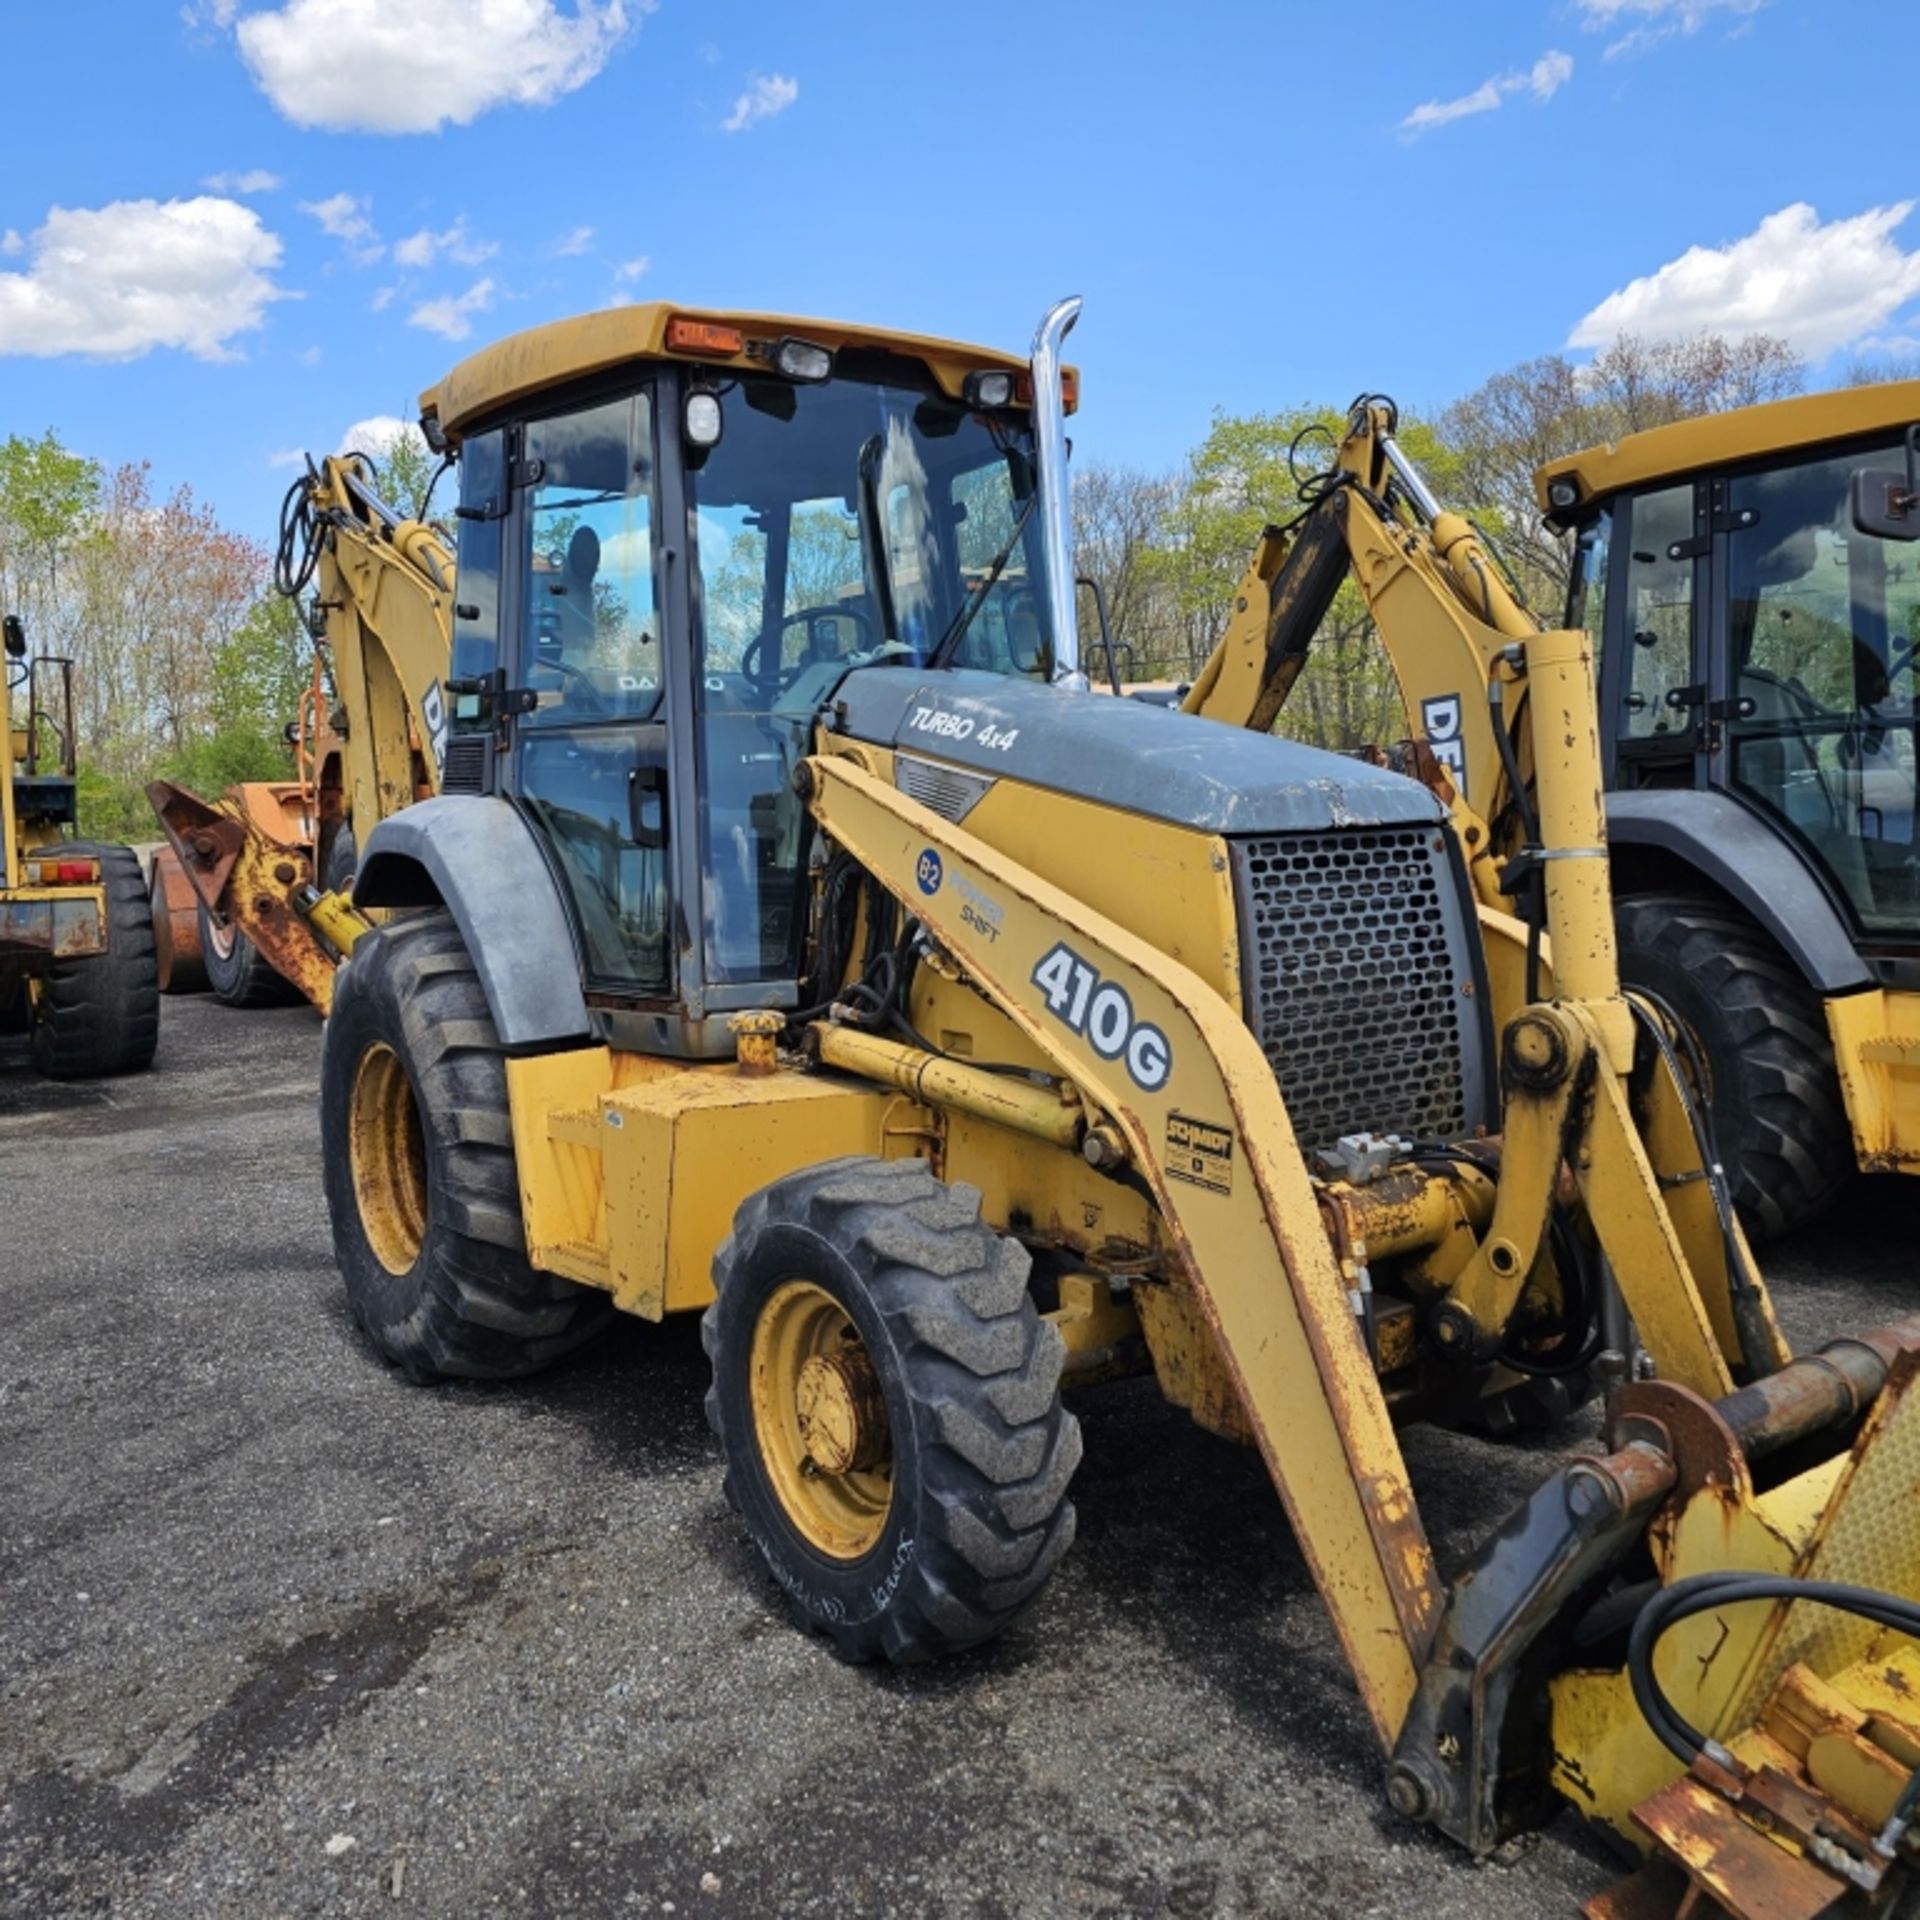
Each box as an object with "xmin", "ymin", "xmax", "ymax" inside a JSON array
[{"xmin": 741, "ymin": 605, "xmax": 876, "ymax": 690}]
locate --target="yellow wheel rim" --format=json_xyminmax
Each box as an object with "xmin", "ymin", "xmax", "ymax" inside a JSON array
[
  {"xmin": 348, "ymin": 1041, "xmax": 428, "ymax": 1276},
  {"xmin": 749, "ymin": 1279, "xmax": 894, "ymax": 1560}
]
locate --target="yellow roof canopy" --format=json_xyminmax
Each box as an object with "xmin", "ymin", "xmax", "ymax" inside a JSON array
[{"xmin": 420, "ymin": 301, "xmax": 1059, "ymax": 443}]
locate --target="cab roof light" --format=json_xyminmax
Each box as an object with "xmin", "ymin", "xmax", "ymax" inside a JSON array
[
  {"xmin": 664, "ymin": 317, "xmax": 746, "ymax": 357},
  {"xmin": 1009, "ymin": 368, "xmax": 1079, "ymax": 414},
  {"xmin": 770, "ymin": 336, "xmax": 833, "ymax": 383},
  {"xmin": 1546, "ymin": 475, "xmax": 1582, "ymax": 512},
  {"xmin": 963, "ymin": 370, "xmax": 1016, "ymax": 411}
]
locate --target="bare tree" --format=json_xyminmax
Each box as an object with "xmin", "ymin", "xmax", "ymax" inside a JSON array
[
  {"xmin": 1440, "ymin": 331, "xmax": 1805, "ymax": 607},
  {"xmin": 1070, "ymin": 463, "xmax": 1188, "ymax": 681}
]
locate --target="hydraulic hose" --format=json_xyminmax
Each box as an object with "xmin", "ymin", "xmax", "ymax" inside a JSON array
[{"xmin": 1627, "ymin": 1572, "xmax": 1920, "ymax": 1858}]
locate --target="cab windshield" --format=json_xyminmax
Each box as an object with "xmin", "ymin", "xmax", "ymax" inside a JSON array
[
  {"xmin": 684, "ymin": 358, "xmax": 1056, "ymax": 988},
  {"xmin": 688, "ymin": 359, "xmax": 1057, "ymax": 687}
]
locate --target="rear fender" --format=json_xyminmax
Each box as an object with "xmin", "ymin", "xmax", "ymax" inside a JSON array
[{"xmin": 353, "ymin": 796, "xmax": 589, "ymax": 1050}]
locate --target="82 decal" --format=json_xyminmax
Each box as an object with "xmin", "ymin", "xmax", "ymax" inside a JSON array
[{"xmin": 1030, "ymin": 943, "xmax": 1172, "ymax": 1091}]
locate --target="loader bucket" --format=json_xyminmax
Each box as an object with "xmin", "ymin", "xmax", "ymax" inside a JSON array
[{"xmin": 1389, "ymin": 1318, "xmax": 1920, "ymax": 1915}]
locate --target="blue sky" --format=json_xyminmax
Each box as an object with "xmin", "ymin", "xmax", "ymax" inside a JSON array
[{"xmin": 0, "ymin": 0, "xmax": 1914, "ymax": 545}]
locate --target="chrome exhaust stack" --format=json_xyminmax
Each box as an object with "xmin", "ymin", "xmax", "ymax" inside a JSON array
[{"xmin": 1030, "ymin": 296, "xmax": 1085, "ymax": 691}]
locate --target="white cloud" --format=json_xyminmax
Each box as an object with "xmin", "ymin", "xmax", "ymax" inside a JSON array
[
  {"xmin": 337, "ymin": 414, "xmax": 424, "ymax": 460},
  {"xmin": 409, "ymin": 277, "xmax": 495, "ymax": 341},
  {"xmin": 203, "ymin": 168, "xmax": 283, "ymax": 194},
  {"xmin": 370, "ymin": 285, "xmax": 396, "ymax": 312},
  {"xmin": 1569, "ymin": 202, "xmax": 1920, "ymax": 362},
  {"xmin": 1400, "ymin": 50, "xmax": 1571, "ymax": 134},
  {"xmin": 723, "ymin": 71, "xmax": 797, "ymax": 134},
  {"xmin": 1, "ymin": 230, "xmax": 21, "ymax": 257},
  {"xmin": 301, "ymin": 190, "xmax": 382, "ymax": 263},
  {"xmin": 607, "ymin": 254, "xmax": 650, "ymax": 305},
  {"xmin": 392, "ymin": 218, "xmax": 496, "ymax": 270},
  {"xmin": 553, "ymin": 224, "xmax": 595, "ymax": 256},
  {"xmin": 1574, "ymin": 0, "xmax": 1764, "ymax": 57},
  {"xmin": 267, "ymin": 446, "xmax": 306, "ymax": 470},
  {"xmin": 294, "ymin": 344, "xmax": 323, "ymax": 367},
  {"xmin": 0, "ymin": 196, "xmax": 287, "ymax": 362},
  {"xmin": 232, "ymin": 0, "xmax": 635, "ymax": 134}
]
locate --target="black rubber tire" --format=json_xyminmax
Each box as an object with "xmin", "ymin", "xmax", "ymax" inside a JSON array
[
  {"xmin": 29, "ymin": 844, "xmax": 159, "ymax": 1079},
  {"xmin": 1617, "ymin": 892, "xmax": 1852, "ymax": 1241},
  {"xmin": 322, "ymin": 824, "xmax": 357, "ymax": 896},
  {"xmin": 704, "ymin": 1155, "xmax": 1080, "ymax": 1665},
  {"xmin": 320, "ymin": 909, "xmax": 612, "ymax": 1381},
  {"xmin": 199, "ymin": 896, "xmax": 302, "ymax": 1008}
]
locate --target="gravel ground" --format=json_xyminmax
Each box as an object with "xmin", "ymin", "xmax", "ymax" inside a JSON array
[{"xmin": 3, "ymin": 994, "xmax": 1917, "ymax": 1919}]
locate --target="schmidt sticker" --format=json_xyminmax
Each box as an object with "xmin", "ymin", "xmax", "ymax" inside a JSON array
[{"xmin": 916, "ymin": 848, "xmax": 944, "ymax": 896}]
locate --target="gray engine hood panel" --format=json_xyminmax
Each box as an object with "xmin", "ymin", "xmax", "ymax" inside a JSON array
[{"xmin": 833, "ymin": 668, "xmax": 1444, "ymax": 837}]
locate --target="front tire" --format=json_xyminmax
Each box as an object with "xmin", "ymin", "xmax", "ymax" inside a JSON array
[
  {"xmin": 704, "ymin": 1156, "xmax": 1079, "ymax": 1665},
  {"xmin": 30, "ymin": 844, "xmax": 159, "ymax": 1079},
  {"xmin": 199, "ymin": 897, "xmax": 302, "ymax": 1009},
  {"xmin": 320, "ymin": 909, "xmax": 611, "ymax": 1381},
  {"xmin": 1617, "ymin": 892, "xmax": 1852, "ymax": 1241}
]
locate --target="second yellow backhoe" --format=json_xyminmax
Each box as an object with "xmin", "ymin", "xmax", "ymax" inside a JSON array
[{"xmin": 1191, "ymin": 386, "xmax": 1920, "ymax": 1242}]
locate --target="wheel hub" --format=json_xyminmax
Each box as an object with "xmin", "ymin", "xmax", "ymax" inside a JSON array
[
  {"xmin": 796, "ymin": 1348, "xmax": 888, "ymax": 1475},
  {"xmin": 748, "ymin": 1279, "xmax": 894, "ymax": 1559},
  {"xmin": 348, "ymin": 1040, "xmax": 428, "ymax": 1276}
]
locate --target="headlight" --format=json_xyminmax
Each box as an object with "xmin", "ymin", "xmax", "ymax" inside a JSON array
[
  {"xmin": 773, "ymin": 337, "xmax": 832, "ymax": 383},
  {"xmin": 963, "ymin": 370, "xmax": 1016, "ymax": 410},
  {"xmin": 684, "ymin": 391, "xmax": 724, "ymax": 448}
]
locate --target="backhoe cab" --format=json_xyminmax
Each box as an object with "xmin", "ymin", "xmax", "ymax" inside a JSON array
[
  {"xmin": 1, "ymin": 614, "xmax": 157, "ymax": 1078},
  {"xmin": 318, "ymin": 303, "xmax": 1920, "ymax": 1917},
  {"xmin": 1540, "ymin": 384, "xmax": 1920, "ymax": 1233}
]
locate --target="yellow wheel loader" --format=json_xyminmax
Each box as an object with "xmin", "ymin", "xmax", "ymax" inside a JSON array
[
  {"xmin": 318, "ymin": 301, "xmax": 1920, "ymax": 1916},
  {"xmin": 1, "ymin": 614, "xmax": 157, "ymax": 1078},
  {"xmin": 148, "ymin": 452, "xmax": 453, "ymax": 1013},
  {"xmin": 1195, "ymin": 385, "xmax": 1920, "ymax": 1242}
]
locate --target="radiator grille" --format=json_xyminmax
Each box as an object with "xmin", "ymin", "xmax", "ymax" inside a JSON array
[
  {"xmin": 1231, "ymin": 826, "xmax": 1477, "ymax": 1151},
  {"xmin": 440, "ymin": 734, "xmax": 488, "ymax": 794}
]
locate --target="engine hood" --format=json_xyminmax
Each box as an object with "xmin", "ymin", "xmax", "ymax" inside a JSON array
[{"xmin": 832, "ymin": 667, "xmax": 1444, "ymax": 838}]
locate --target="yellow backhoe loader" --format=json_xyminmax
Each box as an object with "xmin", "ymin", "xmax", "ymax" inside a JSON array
[
  {"xmin": 1, "ymin": 614, "xmax": 157, "ymax": 1077},
  {"xmin": 148, "ymin": 452, "xmax": 453, "ymax": 1012},
  {"xmin": 317, "ymin": 301, "xmax": 1920, "ymax": 1917},
  {"xmin": 1192, "ymin": 387, "xmax": 1920, "ymax": 1242}
]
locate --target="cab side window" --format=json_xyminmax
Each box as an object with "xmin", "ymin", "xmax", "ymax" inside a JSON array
[
  {"xmin": 520, "ymin": 392, "xmax": 660, "ymax": 726},
  {"xmin": 1620, "ymin": 485, "xmax": 1696, "ymax": 747}
]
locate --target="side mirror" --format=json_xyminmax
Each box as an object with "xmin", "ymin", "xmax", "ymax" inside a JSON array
[
  {"xmin": 3, "ymin": 614, "xmax": 24, "ymax": 659},
  {"xmin": 1852, "ymin": 426, "xmax": 1920, "ymax": 542}
]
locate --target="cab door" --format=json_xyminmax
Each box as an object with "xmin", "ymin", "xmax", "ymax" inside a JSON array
[
  {"xmin": 1600, "ymin": 480, "xmax": 1710, "ymax": 794},
  {"xmin": 507, "ymin": 385, "xmax": 674, "ymax": 998}
]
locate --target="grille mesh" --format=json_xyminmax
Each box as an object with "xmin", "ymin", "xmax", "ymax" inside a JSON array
[
  {"xmin": 441, "ymin": 735, "xmax": 488, "ymax": 794},
  {"xmin": 1233, "ymin": 827, "xmax": 1471, "ymax": 1151}
]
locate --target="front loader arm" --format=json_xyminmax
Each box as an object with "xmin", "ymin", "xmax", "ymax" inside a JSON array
[{"xmin": 802, "ymin": 751, "xmax": 1443, "ymax": 1746}]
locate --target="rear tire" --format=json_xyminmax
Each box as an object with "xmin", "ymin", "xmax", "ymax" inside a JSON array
[
  {"xmin": 199, "ymin": 896, "xmax": 302, "ymax": 1008},
  {"xmin": 320, "ymin": 909, "xmax": 611, "ymax": 1381},
  {"xmin": 1616, "ymin": 892, "xmax": 1852, "ymax": 1241},
  {"xmin": 704, "ymin": 1156, "xmax": 1079, "ymax": 1665},
  {"xmin": 30, "ymin": 844, "xmax": 159, "ymax": 1079},
  {"xmin": 322, "ymin": 824, "xmax": 358, "ymax": 897}
]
